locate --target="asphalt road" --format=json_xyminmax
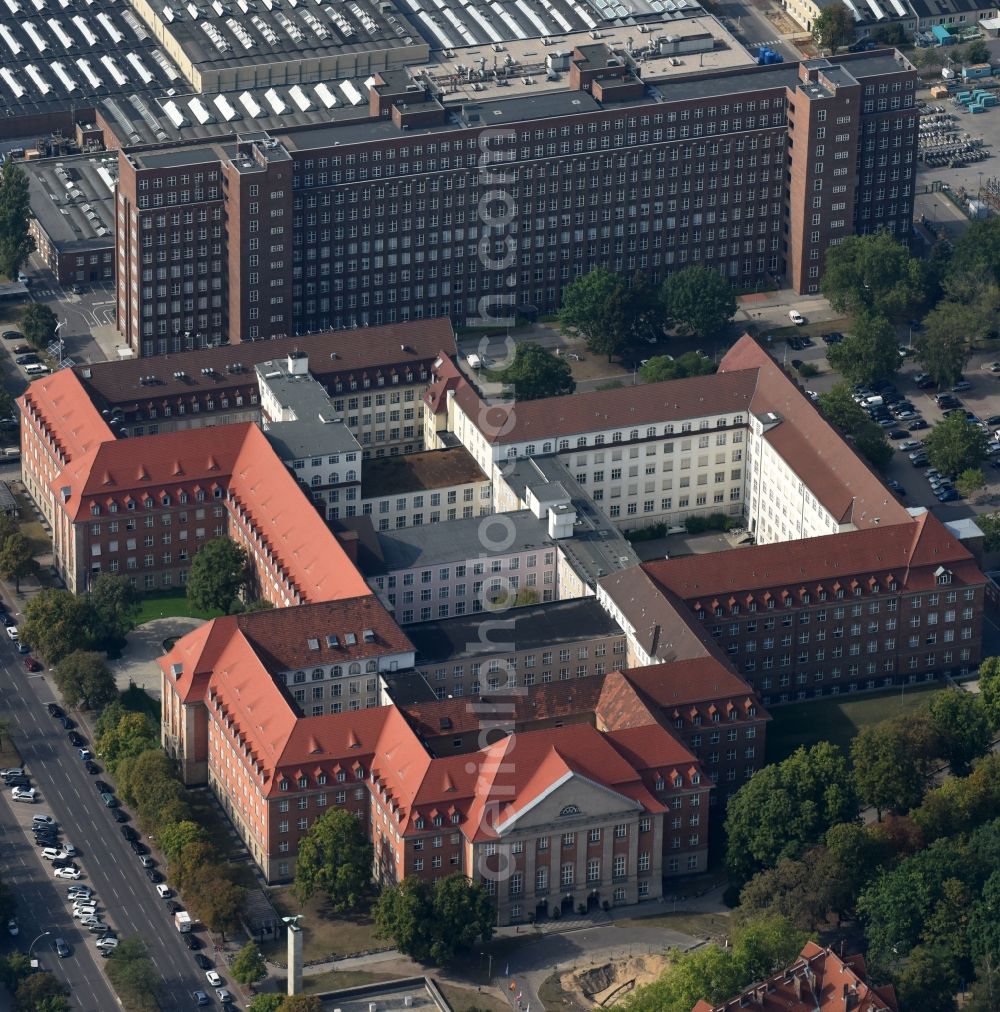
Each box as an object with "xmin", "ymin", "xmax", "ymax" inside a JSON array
[{"xmin": 0, "ymin": 621, "xmax": 228, "ymax": 1009}]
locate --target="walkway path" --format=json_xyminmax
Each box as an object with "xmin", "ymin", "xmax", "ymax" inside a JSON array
[{"xmin": 108, "ymin": 616, "xmax": 203, "ymax": 697}]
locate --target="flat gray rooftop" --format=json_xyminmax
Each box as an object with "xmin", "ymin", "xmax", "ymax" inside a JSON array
[
  {"xmin": 23, "ymin": 153, "xmax": 116, "ymax": 249},
  {"xmin": 372, "ymin": 508, "xmax": 550, "ymax": 572}
]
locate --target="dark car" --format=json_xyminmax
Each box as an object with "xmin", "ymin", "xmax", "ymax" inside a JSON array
[
  {"xmin": 54, "ymin": 938, "xmax": 70, "ymax": 958},
  {"xmin": 101, "ymin": 792, "xmax": 118, "ymax": 808},
  {"xmin": 1, "ymin": 614, "xmax": 14, "ymax": 628},
  {"xmin": 888, "ymin": 429, "xmax": 909, "ymax": 441},
  {"xmin": 12, "ymin": 344, "xmax": 32, "ymax": 355},
  {"xmin": 194, "ymin": 954, "xmax": 213, "ymax": 971},
  {"xmin": 47, "ymin": 703, "xmax": 63, "ymax": 718},
  {"xmin": 130, "ymin": 838, "xmax": 147, "ymax": 855},
  {"xmin": 938, "ymin": 488, "xmax": 961, "ymax": 503},
  {"xmin": 61, "ymin": 716, "xmax": 75, "ymax": 730},
  {"xmin": 68, "ymin": 732, "xmax": 84, "ymax": 747},
  {"xmin": 6, "ymin": 775, "xmax": 29, "ymax": 788},
  {"xmin": 84, "ymin": 760, "xmax": 99, "ymax": 775},
  {"xmin": 799, "ymin": 336, "xmax": 814, "ymax": 348},
  {"xmin": 185, "ymin": 934, "xmax": 203, "ymax": 951},
  {"xmin": 908, "ymin": 419, "xmax": 929, "ymax": 431},
  {"xmin": 1, "ymin": 330, "xmax": 22, "ymax": 340},
  {"xmin": 910, "ymin": 455, "xmax": 929, "ymax": 467},
  {"xmin": 51, "ymin": 858, "xmax": 76, "ymax": 870},
  {"xmin": 111, "ymin": 808, "xmax": 127, "ymax": 823},
  {"xmin": 146, "ymin": 868, "xmax": 163, "ymax": 884},
  {"xmin": 95, "ymin": 780, "xmax": 112, "ymax": 794},
  {"xmin": 120, "ymin": 825, "xmax": 138, "ymax": 842},
  {"xmin": 15, "ymin": 355, "xmax": 39, "ymax": 366},
  {"xmin": 787, "ymin": 337, "xmax": 802, "ymax": 350},
  {"xmin": 916, "ymin": 376, "xmax": 937, "ymax": 389},
  {"xmin": 23, "ymin": 656, "xmax": 41, "ymax": 672},
  {"xmin": 987, "ymin": 415, "xmax": 1000, "ymax": 427},
  {"xmin": 790, "ymin": 358, "xmax": 803, "ymax": 369}
]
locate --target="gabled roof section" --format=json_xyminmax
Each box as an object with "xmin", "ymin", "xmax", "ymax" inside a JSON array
[
  {"xmin": 228, "ymin": 425, "xmax": 371, "ymax": 603},
  {"xmin": 642, "ymin": 510, "xmax": 983, "ymax": 602},
  {"xmin": 19, "ymin": 369, "xmax": 114, "ymax": 463},
  {"xmin": 454, "ymin": 369, "xmax": 758, "ymax": 445},
  {"xmin": 236, "ymin": 594, "xmax": 411, "ymax": 672},
  {"xmin": 157, "ymin": 615, "xmax": 240, "ymax": 704},
  {"xmin": 719, "ymin": 334, "xmax": 911, "ymax": 530},
  {"xmin": 621, "ymin": 658, "xmax": 764, "ymax": 712}
]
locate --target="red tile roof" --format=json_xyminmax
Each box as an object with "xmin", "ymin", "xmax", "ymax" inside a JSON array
[
  {"xmin": 451, "ymin": 369, "xmax": 759, "ymax": 445},
  {"xmin": 622, "ymin": 658, "xmax": 765, "ymax": 711},
  {"xmin": 642, "ymin": 510, "xmax": 983, "ymax": 603},
  {"xmin": 691, "ymin": 942, "xmax": 897, "ymax": 1012},
  {"xmin": 19, "ymin": 369, "xmax": 114, "ymax": 463},
  {"xmin": 76, "ymin": 318, "xmax": 456, "ymax": 408},
  {"xmin": 719, "ymin": 335, "xmax": 911, "ymax": 530},
  {"xmin": 235, "ymin": 595, "xmax": 412, "ymax": 673}
]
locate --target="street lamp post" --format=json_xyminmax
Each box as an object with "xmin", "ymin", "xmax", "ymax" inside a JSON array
[
  {"xmin": 54, "ymin": 320, "xmax": 65, "ymax": 365},
  {"xmin": 28, "ymin": 931, "xmax": 50, "ymax": 962},
  {"xmin": 481, "ymin": 951, "xmax": 493, "ymax": 982}
]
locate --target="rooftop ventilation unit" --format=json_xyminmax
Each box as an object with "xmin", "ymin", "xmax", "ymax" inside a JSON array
[{"xmin": 46, "ymin": 17, "xmax": 74, "ymax": 49}]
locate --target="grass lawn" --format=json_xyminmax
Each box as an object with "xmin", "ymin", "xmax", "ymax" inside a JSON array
[
  {"xmin": 615, "ymin": 910, "xmax": 731, "ymax": 941},
  {"xmin": 301, "ymin": 969, "xmax": 396, "ymax": 994},
  {"xmin": 438, "ymin": 982, "xmax": 511, "ymax": 1012},
  {"xmin": 260, "ymin": 889, "xmax": 383, "ymax": 964},
  {"xmin": 765, "ymin": 682, "xmax": 945, "ymax": 763},
  {"xmin": 135, "ymin": 591, "xmax": 223, "ymax": 625}
]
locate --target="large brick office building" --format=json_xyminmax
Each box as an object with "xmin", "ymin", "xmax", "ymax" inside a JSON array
[{"xmin": 111, "ymin": 39, "xmax": 918, "ymax": 353}]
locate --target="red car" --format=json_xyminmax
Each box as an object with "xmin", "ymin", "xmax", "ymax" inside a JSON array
[{"xmin": 23, "ymin": 656, "xmax": 41, "ymax": 672}]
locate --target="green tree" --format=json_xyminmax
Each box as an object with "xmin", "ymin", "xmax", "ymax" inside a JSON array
[
  {"xmin": 88, "ymin": 572, "xmax": 141, "ymax": 647},
  {"xmin": 924, "ymin": 411, "xmax": 989, "ymax": 477},
  {"xmin": 106, "ymin": 938, "xmax": 161, "ymax": 1012},
  {"xmin": 622, "ymin": 945, "xmax": 743, "ymax": 1012},
  {"xmin": 170, "ymin": 840, "xmax": 217, "ymax": 895},
  {"xmin": 374, "ymin": 874, "xmax": 494, "ymax": 965},
  {"xmin": 965, "ymin": 39, "xmax": 991, "ymax": 65},
  {"xmin": 187, "ymin": 537, "xmax": 249, "ymax": 614},
  {"xmin": 927, "ymin": 689, "xmax": 991, "ymax": 776},
  {"xmin": 0, "ymin": 159, "xmax": 36, "ymax": 280},
  {"xmin": 188, "ymin": 871, "xmax": 246, "ymax": 940},
  {"xmin": 114, "ymin": 748, "xmax": 178, "ymax": 809},
  {"xmin": 915, "ymin": 306, "xmax": 976, "ymax": 389},
  {"xmin": 52, "ymin": 650, "xmax": 117, "ymax": 710},
  {"xmin": 293, "ymin": 809, "xmax": 372, "ymax": 912},
  {"xmin": 0, "ymin": 511, "xmax": 17, "ymax": 547},
  {"xmin": 497, "ymin": 342, "xmax": 575, "ymax": 401},
  {"xmin": 956, "ymin": 468, "xmax": 986, "ymax": 499},
  {"xmin": 14, "ymin": 972, "xmax": 69, "ymax": 1012},
  {"xmin": 231, "ymin": 942, "xmax": 267, "ymax": 985},
  {"xmin": 558, "ymin": 267, "xmax": 634, "ymax": 362},
  {"xmin": 19, "ymin": 588, "xmax": 95, "ymax": 663},
  {"xmin": 818, "ymin": 381, "xmax": 866, "ymax": 431},
  {"xmin": 821, "ymin": 232, "xmax": 925, "ymax": 318},
  {"xmin": 0, "ymin": 951, "xmax": 30, "ymax": 993},
  {"xmin": 660, "ymin": 265, "xmax": 736, "ymax": 342},
  {"xmin": 95, "ymin": 711, "xmax": 159, "ymax": 775},
  {"xmin": 979, "ymin": 656, "xmax": 1000, "ymax": 730},
  {"xmin": 951, "ymin": 217, "xmax": 1000, "ymax": 287},
  {"xmin": 827, "ymin": 311, "xmax": 900, "ymax": 386},
  {"xmin": 0, "ymin": 532, "xmax": 35, "ymax": 592},
  {"xmin": 970, "ymin": 871, "xmax": 1000, "ymax": 971},
  {"xmin": 811, "ymin": 3, "xmax": 855, "ymax": 50},
  {"xmin": 247, "ymin": 997, "xmax": 285, "ymax": 1012},
  {"xmin": 851, "ymin": 714, "xmax": 940, "ymax": 819},
  {"xmin": 639, "ymin": 351, "xmax": 716, "ymax": 383},
  {"xmin": 157, "ymin": 819, "xmax": 206, "ymax": 864},
  {"xmin": 18, "ymin": 302, "xmax": 56, "ymax": 351},
  {"xmin": 723, "ymin": 742, "xmax": 858, "ymax": 886},
  {"xmin": 854, "ymin": 425, "xmax": 893, "ymax": 470},
  {"xmin": 738, "ymin": 850, "xmax": 845, "ymax": 932},
  {"xmin": 279, "ymin": 998, "xmax": 323, "ymax": 1012},
  {"xmin": 896, "ymin": 944, "xmax": 959, "ymax": 1012}
]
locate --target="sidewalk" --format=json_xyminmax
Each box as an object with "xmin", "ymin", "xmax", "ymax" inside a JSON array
[{"xmin": 107, "ymin": 616, "xmax": 203, "ymax": 698}]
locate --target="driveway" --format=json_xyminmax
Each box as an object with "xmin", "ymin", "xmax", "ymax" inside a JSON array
[{"xmin": 109, "ymin": 617, "xmax": 204, "ymax": 698}]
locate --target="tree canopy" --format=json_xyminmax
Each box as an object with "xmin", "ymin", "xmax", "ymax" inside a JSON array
[
  {"xmin": 106, "ymin": 938, "xmax": 161, "ymax": 1012},
  {"xmin": 0, "ymin": 532, "xmax": 35, "ymax": 592},
  {"xmin": 293, "ymin": 809, "xmax": 372, "ymax": 912},
  {"xmin": 924, "ymin": 411, "xmax": 989, "ymax": 477},
  {"xmin": 0, "ymin": 159, "xmax": 35, "ymax": 280},
  {"xmin": 639, "ymin": 351, "xmax": 716, "ymax": 383},
  {"xmin": 95, "ymin": 710, "xmax": 160, "ymax": 775},
  {"xmin": 811, "ymin": 3, "xmax": 854, "ymax": 50},
  {"xmin": 723, "ymin": 742, "xmax": 858, "ymax": 886},
  {"xmin": 927, "ymin": 689, "xmax": 991, "ymax": 777},
  {"xmin": 826, "ymin": 311, "xmax": 900, "ymax": 386},
  {"xmin": 558, "ymin": 267, "xmax": 636, "ymax": 362},
  {"xmin": 660, "ymin": 265, "xmax": 736, "ymax": 342},
  {"xmin": 821, "ymin": 232, "xmax": 926, "ymax": 319},
  {"xmin": 497, "ymin": 342, "xmax": 575, "ymax": 401},
  {"xmin": 19, "ymin": 302, "xmax": 57, "ymax": 350},
  {"xmin": 53, "ymin": 650, "xmax": 118, "ymax": 710},
  {"xmin": 186, "ymin": 537, "xmax": 249, "ymax": 614},
  {"xmin": 231, "ymin": 942, "xmax": 268, "ymax": 985},
  {"xmin": 979, "ymin": 656, "xmax": 1000, "ymax": 730},
  {"xmin": 950, "ymin": 217, "xmax": 1000, "ymax": 287},
  {"xmin": 19, "ymin": 588, "xmax": 95, "ymax": 663},
  {"xmin": 88, "ymin": 572, "xmax": 141, "ymax": 647},
  {"xmin": 374, "ymin": 874, "xmax": 494, "ymax": 965}
]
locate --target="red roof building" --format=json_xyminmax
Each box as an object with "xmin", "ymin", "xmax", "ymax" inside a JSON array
[{"xmin": 691, "ymin": 942, "xmax": 897, "ymax": 1012}]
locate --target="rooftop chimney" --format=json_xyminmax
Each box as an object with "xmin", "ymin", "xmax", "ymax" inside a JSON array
[{"xmin": 287, "ymin": 351, "xmax": 309, "ymax": 376}]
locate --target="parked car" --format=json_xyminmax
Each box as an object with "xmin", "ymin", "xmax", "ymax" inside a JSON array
[
  {"xmin": 952, "ymin": 380, "xmax": 972, "ymax": 392},
  {"xmin": 938, "ymin": 489, "xmax": 961, "ymax": 503},
  {"xmin": 100, "ymin": 792, "xmax": 118, "ymax": 808},
  {"xmin": 205, "ymin": 971, "xmax": 223, "ymax": 988},
  {"xmin": 111, "ymin": 808, "xmax": 127, "ymax": 823},
  {"xmin": 11, "ymin": 787, "xmax": 36, "ymax": 802},
  {"xmin": 95, "ymin": 780, "xmax": 112, "ymax": 794},
  {"xmin": 68, "ymin": 732, "xmax": 84, "ymax": 747},
  {"xmin": 60, "ymin": 715, "xmax": 75, "ymax": 730},
  {"xmin": 186, "ymin": 934, "xmax": 203, "ymax": 951},
  {"xmin": 1, "ymin": 330, "xmax": 22, "ymax": 340},
  {"xmin": 194, "ymin": 953, "xmax": 213, "ymax": 970},
  {"xmin": 888, "ymin": 429, "xmax": 909, "ymax": 441},
  {"xmin": 7, "ymin": 918, "xmax": 17, "ymax": 937},
  {"xmin": 908, "ymin": 419, "xmax": 929, "ymax": 431},
  {"xmin": 46, "ymin": 703, "xmax": 63, "ymax": 718},
  {"xmin": 23, "ymin": 656, "xmax": 41, "ymax": 672},
  {"xmin": 54, "ymin": 867, "xmax": 81, "ymax": 879},
  {"xmin": 120, "ymin": 825, "xmax": 138, "ymax": 842},
  {"xmin": 910, "ymin": 455, "xmax": 929, "ymax": 468},
  {"xmin": 899, "ymin": 440, "xmax": 923, "ymax": 451},
  {"xmin": 788, "ymin": 309, "xmax": 805, "ymax": 325},
  {"xmin": 14, "ymin": 355, "xmax": 39, "ymax": 366},
  {"xmin": 84, "ymin": 760, "xmax": 99, "ymax": 775}
]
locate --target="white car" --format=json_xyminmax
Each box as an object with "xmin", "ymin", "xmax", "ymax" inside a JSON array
[
  {"xmin": 41, "ymin": 848, "xmax": 69, "ymax": 861},
  {"xmin": 216, "ymin": 989, "xmax": 233, "ymax": 1004},
  {"xmin": 67, "ymin": 887, "xmax": 92, "ymax": 900},
  {"xmin": 11, "ymin": 787, "xmax": 36, "ymax": 802},
  {"xmin": 54, "ymin": 867, "xmax": 81, "ymax": 880},
  {"xmin": 5, "ymin": 625, "xmax": 17, "ymax": 640},
  {"xmin": 205, "ymin": 971, "xmax": 223, "ymax": 988},
  {"xmin": 788, "ymin": 309, "xmax": 805, "ymax": 325},
  {"xmin": 96, "ymin": 937, "xmax": 118, "ymax": 950},
  {"xmin": 73, "ymin": 906, "xmax": 97, "ymax": 920}
]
